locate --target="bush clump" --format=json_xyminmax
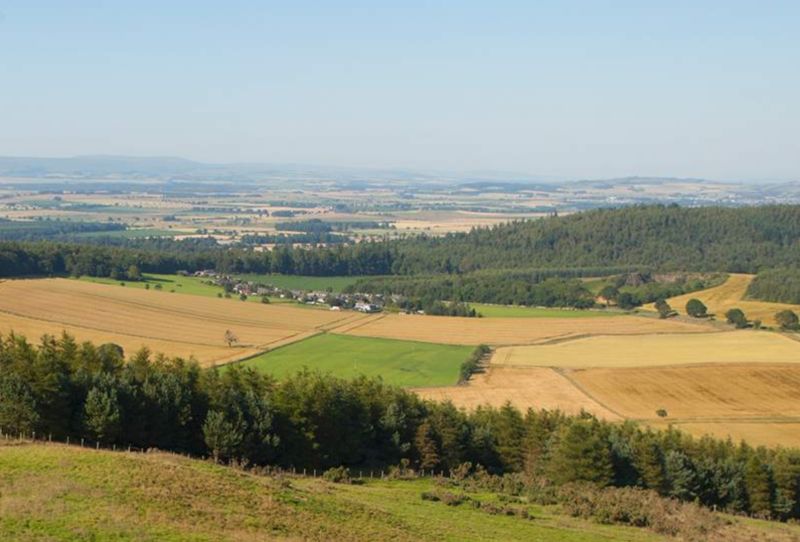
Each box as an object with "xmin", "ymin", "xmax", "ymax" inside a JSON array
[{"xmin": 322, "ymin": 466, "xmax": 352, "ymax": 484}]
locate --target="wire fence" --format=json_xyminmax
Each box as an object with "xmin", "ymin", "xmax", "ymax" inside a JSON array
[{"xmin": 0, "ymin": 428, "xmax": 445, "ymax": 480}]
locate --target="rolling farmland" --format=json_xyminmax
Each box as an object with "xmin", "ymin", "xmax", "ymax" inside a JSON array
[
  {"xmin": 471, "ymin": 303, "xmax": 623, "ymax": 318},
  {"xmin": 424, "ymin": 329, "xmax": 800, "ymax": 447},
  {"xmin": 491, "ymin": 330, "xmax": 800, "ymax": 368},
  {"xmin": 341, "ymin": 312, "xmax": 711, "ymax": 346},
  {"xmin": 650, "ymin": 273, "xmax": 800, "ymax": 326},
  {"xmin": 0, "ymin": 278, "xmax": 363, "ymax": 365}
]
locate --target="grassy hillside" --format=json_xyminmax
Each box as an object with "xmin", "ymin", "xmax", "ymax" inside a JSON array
[
  {"xmin": 2, "ymin": 441, "xmax": 799, "ymax": 542},
  {"xmin": 235, "ymin": 333, "xmax": 472, "ymax": 387}
]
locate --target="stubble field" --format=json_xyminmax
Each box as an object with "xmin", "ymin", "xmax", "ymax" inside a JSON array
[
  {"xmin": 341, "ymin": 312, "xmax": 709, "ymax": 346},
  {"xmin": 491, "ymin": 330, "xmax": 800, "ymax": 368},
  {"xmin": 0, "ymin": 279, "xmax": 364, "ymax": 365},
  {"xmin": 649, "ymin": 273, "xmax": 800, "ymax": 326}
]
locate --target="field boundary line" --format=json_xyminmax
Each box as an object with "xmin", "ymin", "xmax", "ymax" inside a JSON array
[
  {"xmin": 212, "ymin": 331, "xmax": 329, "ymax": 368},
  {"xmin": 328, "ymin": 313, "xmax": 387, "ymax": 334},
  {"xmin": 553, "ymin": 367, "xmax": 626, "ymax": 420}
]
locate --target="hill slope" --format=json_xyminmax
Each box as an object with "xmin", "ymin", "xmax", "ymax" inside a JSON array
[
  {"xmin": 0, "ymin": 441, "xmax": 658, "ymax": 542},
  {"xmin": 2, "ymin": 441, "xmax": 800, "ymax": 541},
  {"xmin": 391, "ymin": 204, "xmax": 800, "ymax": 274}
]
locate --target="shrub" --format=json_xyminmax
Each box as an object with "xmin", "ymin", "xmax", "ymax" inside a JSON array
[
  {"xmin": 322, "ymin": 466, "xmax": 352, "ymax": 484},
  {"xmin": 725, "ymin": 308, "xmax": 748, "ymax": 328},
  {"xmin": 557, "ymin": 484, "xmax": 722, "ymax": 538},
  {"xmin": 775, "ymin": 310, "xmax": 799, "ymax": 331},
  {"xmin": 685, "ymin": 298, "xmax": 708, "ymax": 318},
  {"xmin": 459, "ymin": 345, "xmax": 491, "ymax": 383}
]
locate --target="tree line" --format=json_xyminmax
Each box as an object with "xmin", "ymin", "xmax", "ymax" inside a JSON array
[
  {"xmin": 747, "ymin": 268, "xmax": 800, "ymax": 305},
  {"xmin": 1, "ymin": 331, "xmax": 799, "ymax": 520}
]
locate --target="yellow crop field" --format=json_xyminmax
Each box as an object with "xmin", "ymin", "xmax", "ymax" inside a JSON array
[
  {"xmin": 492, "ymin": 330, "xmax": 800, "ymax": 368},
  {"xmin": 648, "ymin": 273, "xmax": 800, "ymax": 326},
  {"xmin": 413, "ymin": 366, "xmax": 622, "ymax": 420},
  {"xmin": 0, "ymin": 279, "xmax": 364, "ymax": 365},
  {"xmin": 342, "ymin": 313, "xmax": 710, "ymax": 346},
  {"xmin": 572, "ymin": 364, "xmax": 800, "ymax": 447}
]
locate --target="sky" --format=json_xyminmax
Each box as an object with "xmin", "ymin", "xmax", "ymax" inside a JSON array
[{"xmin": 0, "ymin": 1, "xmax": 798, "ymax": 180}]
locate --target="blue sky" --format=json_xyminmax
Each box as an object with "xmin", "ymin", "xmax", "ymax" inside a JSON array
[{"xmin": 0, "ymin": 1, "xmax": 798, "ymax": 180}]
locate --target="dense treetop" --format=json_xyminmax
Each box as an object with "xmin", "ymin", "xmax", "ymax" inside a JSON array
[{"xmin": 3, "ymin": 205, "xmax": 800, "ymax": 281}]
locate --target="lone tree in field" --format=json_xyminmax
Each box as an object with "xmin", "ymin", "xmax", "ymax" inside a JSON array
[
  {"xmin": 725, "ymin": 308, "xmax": 749, "ymax": 328},
  {"xmin": 775, "ymin": 310, "xmax": 800, "ymax": 331},
  {"xmin": 224, "ymin": 329, "xmax": 239, "ymax": 347},
  {"xmin": 685, "ymin": 298, "xmax": 708, "ymax": 318},
  {"xmin": 654, "ymin": 299, "xmax": 674, "ymax": 319}
]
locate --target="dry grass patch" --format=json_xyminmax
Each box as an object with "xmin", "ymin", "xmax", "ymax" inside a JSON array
[
  {"xmin": 648, "ymin": 273, "xmax": 800, "ymax": 326},
  {"xmin": 0, "ymin": 279, "xmax": 361, "ymax": 365},
  {"xmin": 342, "ymin": 313, "xmax": 709, "ymax": 346},
  {"xmin": 492, "ymin": 330, "xmax": 800, "ymax": 368}
]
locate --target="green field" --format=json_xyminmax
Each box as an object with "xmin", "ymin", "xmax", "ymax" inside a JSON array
[
  {"xmin": 235, "ymin": 333, "xmax": 472, "ymax": 387},
  {"xmin": 233, "ymin": 273, "xmax": 367, "ymax": 292},
  {"xmin": 79, "ymin": 273, "xmax": 224, "ymax": 297},
  {"xmin": 0, "ymin": 441, "xmax": 685, "ymax": 542},
  {"xmin": 76, "ymin": 227, "xmax": 181, "ymax": 238},
  {"xmin": 78, "ymin": 273, "xmax": 299, "ymax": 304},
  {"xmin": 472, "ymin": 303, "xmax": 622, "ymax": 318}
]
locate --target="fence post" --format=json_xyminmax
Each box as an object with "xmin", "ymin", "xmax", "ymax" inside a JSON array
[
  {"xmin": 81, "ymin": 438, "xmax": 84, "ymax": 447},
  {"xmin": 96, "ymin": 441, "xmax": 99, "ymax": 450},
  {"xmin": 66, "ymin": 436, "xmax": 70, "ymax": 445}
]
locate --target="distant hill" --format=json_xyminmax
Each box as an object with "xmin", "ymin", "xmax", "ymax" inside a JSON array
[{"xmin": 391, "ymin": 204, "xmax": 800, "ymax": 274}]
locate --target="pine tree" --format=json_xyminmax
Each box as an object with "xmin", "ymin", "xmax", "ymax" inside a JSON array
[
  {"xmin": 84, "ymin": 385, "xmax": 122, "ymax": 443},
  {"xmin": 494, "ymin": 402, "xmax": 525, "ymax": 471},
  {"xmin": 548, "ymin": 421, "xmax": 613, "ymax": 486},
  {"xmin": 414, "ymin": 420, "xmax": 439, "ymax": 469},
  {"xmin": 633, "ymin": 435, "xmax": 666, "ymax": 492},
  {"xmin": 745, "ymin": 455, "xmax": 774, "ymax": 517}
]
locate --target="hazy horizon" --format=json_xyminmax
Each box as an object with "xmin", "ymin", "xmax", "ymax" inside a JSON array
[{"xmin": 1, "ymin": 1, "xmax": 798, "ymax": 181}]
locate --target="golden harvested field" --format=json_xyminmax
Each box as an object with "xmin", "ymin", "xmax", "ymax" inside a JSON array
[
  {"xmin": 0, "ymin": 279, "xmax": 364, "ymax": 365},
  {"xmin": 342, "ymin": 312, "xmax": 711, "ymax": 346},
  {"xmin": 419, "ymin": 329, "xmax": 800, "ymax": 447},
  {"xmin": 649, "ymin": 273, "xmax": 800, "ymax": 326},
  {"xmin": 648, "ymin": 421, "xmax": 800, "ymax": 449},
  {"xmin": 413, "ymin": 366, "xmax": 622, "ymax": 421},
  {"xmin": 573, "ymin": 364, "xmax": 800, "ymax": 447},
  {"xmin": 491, "ymin": 330, "xmax": 800, "ymax": 368}
]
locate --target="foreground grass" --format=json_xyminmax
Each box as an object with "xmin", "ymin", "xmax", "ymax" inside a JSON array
[
  {"xmin": 0, "ymin": 442, "xmax": 661, "ymax": 542},
  {"xmin": 472, "ymin": 303, "xmax": 622, "ymax": 318},
  {"xmin": 235, "ymin": 333, "xmax": 472, "ymax": 387}
]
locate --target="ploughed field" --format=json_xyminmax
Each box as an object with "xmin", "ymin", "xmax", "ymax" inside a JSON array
[{"xmin": 0, "ymin": 278, "xmax": 365, "ymax": 365}]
